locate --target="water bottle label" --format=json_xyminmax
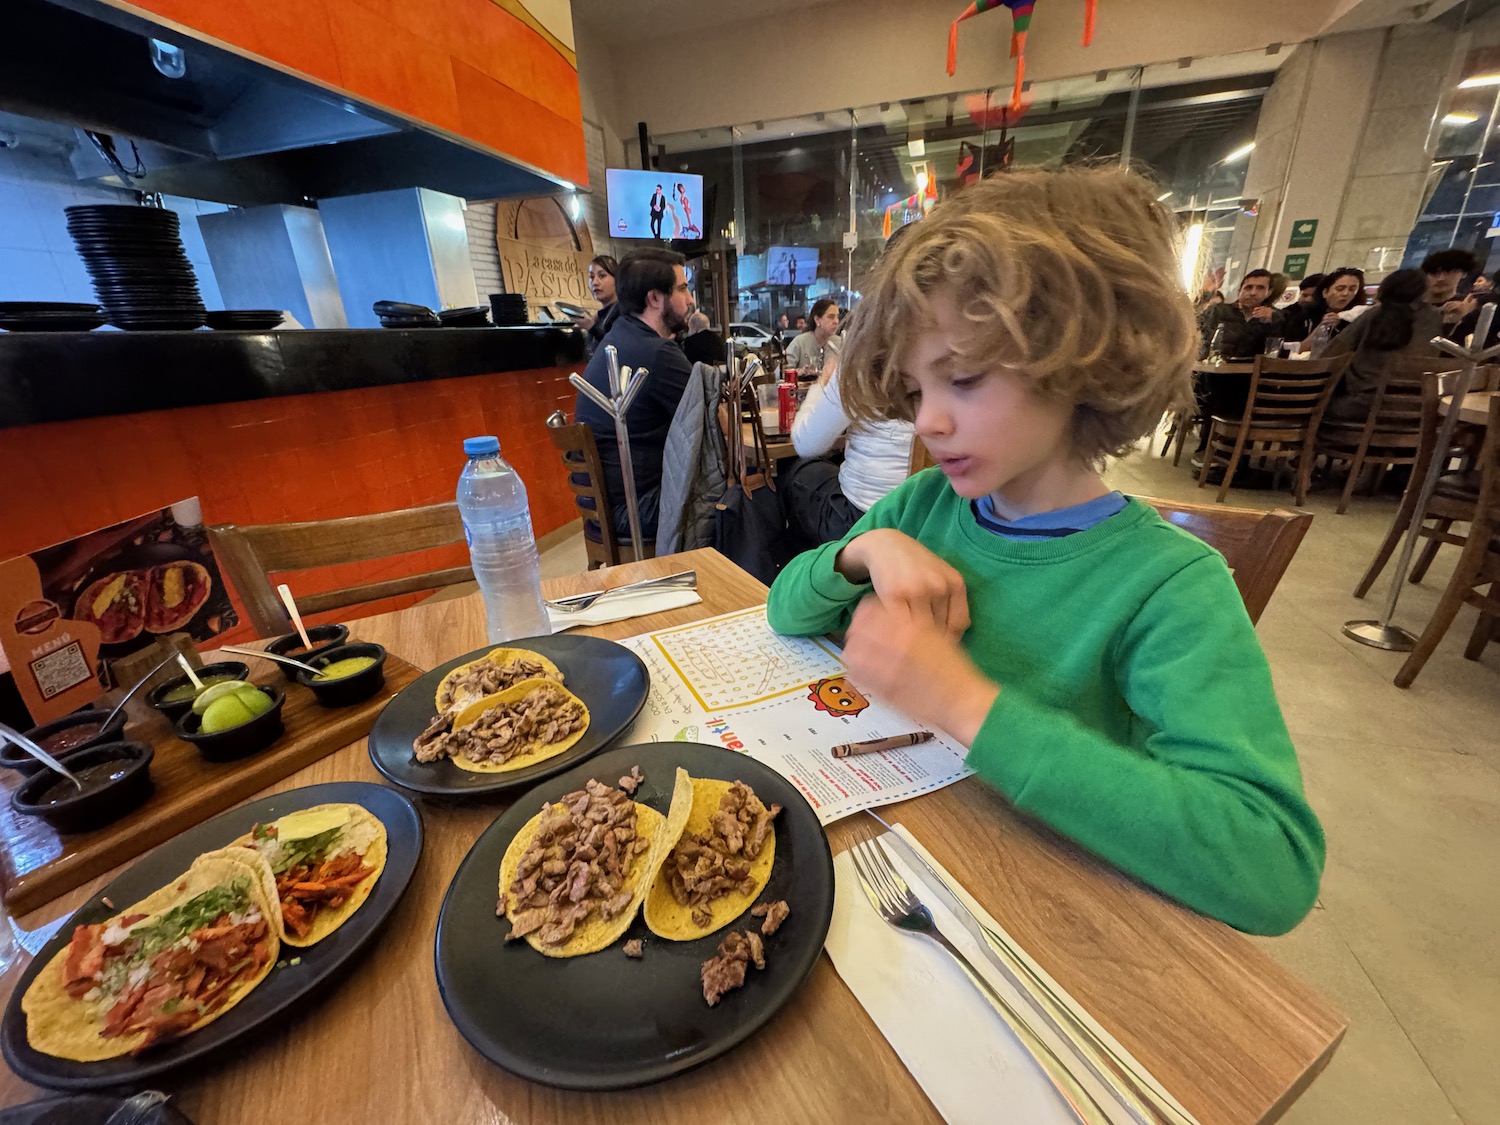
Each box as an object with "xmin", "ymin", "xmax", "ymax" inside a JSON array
[{"xmin": 462, "ymin": 519, "xmax": 473, "ymax": 547}]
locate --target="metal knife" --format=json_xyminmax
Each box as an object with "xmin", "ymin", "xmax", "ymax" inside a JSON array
[{"xmin": 868, "ymin": 813, "xmax": 1193, "ymax": 1125}]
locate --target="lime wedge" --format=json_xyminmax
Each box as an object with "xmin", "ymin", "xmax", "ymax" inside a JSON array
[{"xmin": 192, "ymin": 680, "xmax": 251, "ymax": 715}]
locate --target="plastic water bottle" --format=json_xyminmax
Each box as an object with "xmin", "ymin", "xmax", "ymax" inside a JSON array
[{"xmin": 456, "ymin": 436, "xmax": 550, "ymax": 643}]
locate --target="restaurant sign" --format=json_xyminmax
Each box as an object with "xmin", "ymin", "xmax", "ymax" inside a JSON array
[
  {"xmin": 0, "ymin": 499, "xmax": 238, "ymax": 723},
  {"xmin": 1288, "ymin": 219, "xmax": 1318, "ymax": 248},
  {"xmin": 1282, "ymin": 253, "xmax": 1311, "ymax": 280},
  {"xmin": 494, "ymin": 197, "xmax": 597, "ymax": 313}
]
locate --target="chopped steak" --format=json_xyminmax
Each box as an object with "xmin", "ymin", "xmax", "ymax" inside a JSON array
[
  {"xmin": 495, "ymin": 895, "xmax": 507, "ymax": 917},
  {"xmin": 437, "ymin": 656, "xmax": 561, "ymax": 715},
  {"xmin": 752, "ymin": 899, "xmax": 790, "ymax": 936},
  {"xmin": 623, "ymin": 938, "xmax": 643, "ymax": 959},
  {"xmin": 618, "ymin": 765, "xmax": 644, "ymax": 796},
  {"xmin": 701, "ymin": 929, "xmax": 768, "ymax": 1006},
  {"xmin": 504, "ymin": 779, "xmax": 651, "ymax": 948},
  {"xmin": 414, "ymin": 681, "xmax": 586, "ymax": 764},
  {"xmin": 662, "ymin": 781, "xmax": 781, "ymax": 928}
]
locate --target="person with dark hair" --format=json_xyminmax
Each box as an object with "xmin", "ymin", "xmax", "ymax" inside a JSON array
[
  {"xmin": 571, "ymin": 255, "xmax": 619, "ymax": 353},
  {"xmin": 1278, "ymin": 274, "xmax": 1327, "ymax": 343},
  {"xmin": 1421, "ymin": 248, "xmax": 1480, "ymax": 326},
  {"xmin": 573, "ymin": 247, "xmax": 693, "ymax": 540},
  {"xmin": 785, "ymin": 298, "xmax": 841, "ymax": 372},
  {"xmin": 1447, "ymin": 267, "xmax": 1500, "ymax": 349},
  {"xmin": 1197, "ymin": 269, "xmax": 1281, "ymax": 360},
  {"xmin": 1321, "ymin": 268, "xmax": 1441, "ymax": 422},
  {"xmin": 648, "ymin": 185, "xmax": 666, "ymax": 240},
  {"xmin": 1299, "ymin": 268, "xmax": 1368, "ymax": 353}
]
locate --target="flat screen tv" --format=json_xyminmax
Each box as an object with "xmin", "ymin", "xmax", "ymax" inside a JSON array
[
  {"xmin": 607, "ymin": 169, "xmax": 705, "ymax": 240},
  {"xmin": 766, "ymin": 246, "xmax": 819, "ymax": 286}
]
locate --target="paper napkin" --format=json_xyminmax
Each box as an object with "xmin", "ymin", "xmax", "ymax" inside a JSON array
[{"xmin": 546, "ymin": 586, "xmax": 702, "ymax": 633}]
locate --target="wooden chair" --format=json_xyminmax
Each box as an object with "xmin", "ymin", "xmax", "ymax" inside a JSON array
[
  {"xmin": 1314, "ymin": 356, "xmax": 1439, "ymax": 514},
  {"xmin": 210, "ymin": 503, "xmax": 472, "ymax": 637},
  {"xmin": 1393, "ymin": 393, "xmax": 1500, "ymax": 687},
  {"xmin": 1198, "ymin": 355, "xmax": 1346, "ymax": 505},
  {"xmin": 1139, "ymin": 496, "xmax": 1313, "ymax": 625},
  {"xmin": 544, "ymin": 416, "xmax": 654, "ymax": 571},
  {"xmin": 907, "ymin": 436, "xmax": 936, "ymax": 476}
]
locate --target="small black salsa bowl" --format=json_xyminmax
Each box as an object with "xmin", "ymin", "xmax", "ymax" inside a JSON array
[
  {"xmin": 294, "ymin": 643, "xmax": 387, "ymax": 708},
  {"xmin": 146, "ymin": 661, "xmax": 251, "ymax": 722},
  {"xmin": 1, "ymin": 708, "xmax": 128, "ymax": 775},
  {"xmin": 11, "ymin": 741, "xmax": 155, "ymax": 834},
  {"xmin": 174, "ymin": 684, "xmax": 285, "ymax": 763},
  {"xmin": 266, "ymin": 624, "xmax": 350, "ymax": 679}
]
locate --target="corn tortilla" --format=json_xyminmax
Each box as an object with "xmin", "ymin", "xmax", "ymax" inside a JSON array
[
  {"xmin": 449, "ymin": 678, "xmax": 591, "ymax": 774},
  {"xmin": 434, "ymin": 646, "xmax": 563, "ymax": 715}
]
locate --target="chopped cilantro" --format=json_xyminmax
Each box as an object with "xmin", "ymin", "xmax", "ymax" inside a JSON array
[
  {"xmin": 252, "ymin": 822, "xmax": 275, "ymax": 841},
  {"xmin": 289, "ymin": 957, "xmax": 301, "ymax": 966},
  {"xmin": 270, "ymin": 826, "xmax": 342, "ymax": 874}
]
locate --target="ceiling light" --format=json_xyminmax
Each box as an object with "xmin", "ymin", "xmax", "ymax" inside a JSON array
[
  {"xmin": 1222, "ymin": 142, "xmax": 1256, "ymax": 163},
  {"xmin": 149, "ymin": 38, "xmax": 186, "ymax": 79},
  {"xmin": 1442, "ymin": 112, "xmax": 1480, "ymax": 125},
  {"xmin": 1180, "ymin": 222, "xmax": 1204, "ymax": 291},
  {"xmin": 907, "ymin": 138, "xmax": 926, "ymax": 157},
  {"xmin": 1459, "ymin": 73, "xmax": 1500, "ymax": 88},
  {"xmin": 915, "ymin": 170, "xmax": 929, "ymax": 192}
]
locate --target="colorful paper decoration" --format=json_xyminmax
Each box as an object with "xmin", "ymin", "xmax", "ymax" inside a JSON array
[
  {"xmin": 882, "ymin": 180, "xmax": 939, "ymax": 239},
  {"xmin": 947, "ymin": 0, "xmax": 1098, "ymax": 112}
]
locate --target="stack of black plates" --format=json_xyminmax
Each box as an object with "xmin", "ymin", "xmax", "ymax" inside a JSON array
[
  {"xmin": 206, "ymin": 310, "xmax": 285, "ymax": 331},
  {"xmin": 437, "ymin": 305, "xmax": 490, "ymax": 327},
  {"xmin": 65, "ymin": 205, "xmax": 206, "ymax": 331},
  {"xmin": 0, "ymin": 302, "xmax": 106, "ymax": 332},
  {"xmin": 373, "ymin": 300, "xmax": 441, "ymax": 328},
  {"xmin": 488, "ymin": 292, "xmax": 528, "ymax": 326}
]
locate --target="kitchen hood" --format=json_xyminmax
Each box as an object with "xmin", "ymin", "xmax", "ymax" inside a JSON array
[{"xmin": 2, "ymin": 0, "xmax": 565, "ymax": 205}]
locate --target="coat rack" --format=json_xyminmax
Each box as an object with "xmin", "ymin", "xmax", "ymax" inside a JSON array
[{"xmin": 569, "ymin": 344, "xmax": 652, "ymax": 559}]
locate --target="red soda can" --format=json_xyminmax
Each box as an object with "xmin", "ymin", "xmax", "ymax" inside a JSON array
[{"xmin": 778, "ymin": 383, "xmax": 797, "ymax": 433}]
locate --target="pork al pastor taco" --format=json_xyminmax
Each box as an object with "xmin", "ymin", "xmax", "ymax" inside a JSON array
[
  {"xmin": 73, "ymin": 569, "xmax": 147, "ymax": 646},
  {"xmin": 645, "ymin": 773, "xmax": 781, "ymax": 940},
  {"xmin": 208, "ymin": 803, "xmax": 387, "ymax": 947},
  {"xmin": 433, "ymin": 647, "xmax": 563, "ymax": 717},
  {"xmin": 414, "ymin": 677, "xmax": 589, "ymax": 773},
  {"xmin": 22, "ymin": 855, "xmax": 278, "ymax": 1061},
  {"xmin": 144, "ymin": 560, "xmax": 212, "ymax": 633}
]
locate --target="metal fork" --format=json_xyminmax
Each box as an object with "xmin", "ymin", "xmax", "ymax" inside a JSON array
[
  {"xmin": 546, "ymin": 571, "xmax": 697, "ymax": 613},
  {"xmin": 847, "ymin": 831, "xmax": 1114, "ymax": 1125}
]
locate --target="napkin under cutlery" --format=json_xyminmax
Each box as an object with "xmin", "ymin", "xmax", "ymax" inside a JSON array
[
  {"xmin": 825, "ymin": 824, "xmax": 1195, "ymax": 1125},
  {"xmin": 546, "ymin": 586, "xmax": 702, "ymax": 632}
]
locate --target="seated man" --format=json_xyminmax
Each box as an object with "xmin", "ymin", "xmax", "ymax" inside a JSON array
[
  {"xmin": 1421, "ymin": 248, "xmax": 1480, "ymax": 329},
  {"xmin": 680, "ymin": 310, "xmax": 727, "ymax": 366},
  {"xmin": 573, "ymin": 248, "xmax": 693, "ymax": 541},
  {"xmin": 1196, "ymin": 269, "xmax": 1280, "ymax": 359}
]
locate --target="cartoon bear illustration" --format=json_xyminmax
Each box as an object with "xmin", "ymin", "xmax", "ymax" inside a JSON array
[{"xmin": 807, "ymin": 676, "xmax": 870, "ymax": 717}]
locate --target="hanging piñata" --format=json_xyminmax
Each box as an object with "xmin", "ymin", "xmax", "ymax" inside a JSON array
[{"xmin": 947, "ymin": 0, "xmax": 1098, "ymax": 112}]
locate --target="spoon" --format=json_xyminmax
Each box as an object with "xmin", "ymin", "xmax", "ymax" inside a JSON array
[
  {"xmin": 217, "ymin": 645, "xmax": 322, "ymax": 676},
  {"xmin": 176, "ymin": 654, "xmax": 204, "ymax": 691},
  {"xmin": 101, "ymin": 651, "xmax": 182, "ymax": 730},
  {"xmin": 0, "ymin": 723, "xmax": 83, "ymax": 790},
  {"xmin": 278, "ymin": 584, "xmax": 313, "ymax": 652}
]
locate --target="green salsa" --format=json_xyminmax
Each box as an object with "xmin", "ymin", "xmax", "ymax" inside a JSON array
[
  {"xmin": 313, "ymin": 656, "xmax": 377, "ymax": 682},
  {"xmin": 160, "ymin": 675, "xmax": 239, "ymax": 704}
]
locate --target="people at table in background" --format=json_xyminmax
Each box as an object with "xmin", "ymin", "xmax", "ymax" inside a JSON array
[
  {"xmin": 767, "ymin": 165, "xmax": 1324, "ymax": 936},
  {"xmin": 776, "ymin": 313, "xmax": 790, "ymax": 333},
  {"xmin": 1277, "ymin": 274, "xmax": 1326, "ymax": 344},
  {"xmin": 794, "ymin": 314, "xmax": 808, "ymax": 331},
  {"xmin": 1470, "ymin": 272, "xmax": 1494, "ymax": 297},
  {"xmin": 1300, "ymin": 268, "xmax": 1368, "ymax": 354},
  {"xmin": 679, "ymin": 310, "xmax": 726, "ymax": 366},
  {"xmin": 573, "ymin": 248, "xmax": 693, "ymax": 541},
  {"xmin": 785, "ymin": 299, "xmax": 842, "ymax": 373},
  {"xmin": 571, "ymin": 255, "xmax": 619, "ymax": 354},
  {"xmin": 1448, "ymin": 268, "xmax": 1500, "ymax": 350},
  {"xmin": 1322, "ymin": 268, "xmax": 1441, "ymax": 423},
  {"xmin": 1421, "ymin": 248, "xmax": 1480, "ymax": 328},
  {"xmin": 1193, "ymin": 288, "xmax": 1224, "ymax": 315},
  {"xmin": 648, "ymin": 185, "xmax": 666, "ymax": 240},
  {"xmin": 1197, "ymin": 269, "xmax": 1281, "ymax": 359}
]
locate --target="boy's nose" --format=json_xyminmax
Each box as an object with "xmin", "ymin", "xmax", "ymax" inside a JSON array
[{"xmin": 915, "ymin": 399, "xmax": 954, "ymax": 438}]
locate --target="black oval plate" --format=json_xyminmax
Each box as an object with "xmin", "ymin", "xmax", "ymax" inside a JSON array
[
  {"xmin": 1, "ymin": 782, "xmax": 422, "ymax": 1091},
  {"xmin": 434, "ymin": 742, "xmax": 835, "ymax": 1090},
  {"xmin": 366, "ymin": 633, "xmax": 650, "ymax": 797}
]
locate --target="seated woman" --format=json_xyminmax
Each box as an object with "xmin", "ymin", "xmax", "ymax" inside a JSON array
[
  {"xmin": 1284, "ymin": 268, "xmax": 1366, "ymax": 350},
  {"xmin": 1322, "ymin": 268, "xmax": 1440, "ymax": 422},
  {"xmin": 571, "ymin": 255, "xmax": 619, "ymax": 355},
  {"xmin": 781, "ymin": 343, "xmax": 915, "ymax": 545}
]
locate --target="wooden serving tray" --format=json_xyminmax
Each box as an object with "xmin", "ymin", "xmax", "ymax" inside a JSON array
[{"xmin": 0, "ymin": 653, "xmax": 423, "ymax": 916}]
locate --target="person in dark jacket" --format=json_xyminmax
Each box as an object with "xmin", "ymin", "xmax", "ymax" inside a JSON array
[
  {"xmin": 572, "ymin": 255, "xmax": 618, "ymax": 354},
  {"xmin": 1422, "ymin": 248, "xmax": 1480, "ymax": 329},
  {"xmin": 1448, "ymin": 268, "xmax": 1500, "ymax": 349},
  {"xmin": 680, "ymin": 311, "xmax": 727, "ymax": 366},
  {"xmin": 1322, "ymin": 269, "xmax": 1441, "ymax": 422},
  {"xmin": 574, "ymin": 248, "xmax": 693, "ymax": 540},
  {"xmin": 1284, "ymin": 268, "xmax": 1366, "ymax": 351},
  {"xmin": 1277, "ymin": 274, "xmax": 1326, "ymax": 344},
  {"xmin": 1197, "ymin": 269, "xmax": 1281, "ymax": 359}
]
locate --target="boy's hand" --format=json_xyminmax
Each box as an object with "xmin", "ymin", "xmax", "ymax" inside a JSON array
[
  {"xmin": 842, "ymin": 596, "xmax": 999, "ymax": 747},
  {"xmin": 835, "ymin": 530, "xmax": 970, "ymax": 639}
]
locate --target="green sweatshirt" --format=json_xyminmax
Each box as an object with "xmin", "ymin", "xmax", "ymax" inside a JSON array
[{"xmin": 767, "ymin": 470, "xmax": 1324, "ymax": 936}]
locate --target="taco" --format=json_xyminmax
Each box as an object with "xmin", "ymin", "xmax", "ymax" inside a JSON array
[
  {"xmin": 144, "ymin": 560, "xmax": 212, "ymax": 633},
  {"xmin": 644, "ymin": 773, "xmax": 781, "ymax": 940},
  {"xmin": 434, "ymin": 647, "xmax": 564, "ymax": 717},
  {"xmin": 498, "ymin": 772, "xmax": 689, "ymax": 957},
  {"xmin": 22, "ymin": 854, "xmax": 279, "ymax": 1061},
  {"xmin": 73, "ymin": 569, "xmax": 147, "ymax": 646},
  {"xmin": 209, "ymin": 803, "xmax": 387, "ymax": 947},
  {"xmin": 413, "ymin": 677, "xmax": 589, "ymax": 773}
]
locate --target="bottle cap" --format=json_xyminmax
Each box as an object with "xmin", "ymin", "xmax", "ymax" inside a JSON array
[{"xmin": 464, "ymin": 436, "xmax": 501, "ymax": 456}]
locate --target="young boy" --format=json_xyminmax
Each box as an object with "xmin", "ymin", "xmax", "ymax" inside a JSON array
[{"xmin": 766, "ymin": 167, "xmax": 1324, "ymax": 937}]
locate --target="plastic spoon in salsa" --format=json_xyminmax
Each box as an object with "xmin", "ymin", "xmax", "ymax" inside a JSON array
[
  {"xmin": 0, "ymin": 723, "xmax": 83, "ymax": 790},
  {"xmin": 177, "ymin": 654, "xmax": 205, "ymax": 691},
  {"xmin": 278, "ymin": 584, "xmax": 314, "ymax": 653}
]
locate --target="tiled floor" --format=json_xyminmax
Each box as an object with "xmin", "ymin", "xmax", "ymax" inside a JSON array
[
  {"xmin": 1104, "ymin": 439, "xmax": 1497, "ymax": 1125},
  {"xmin": 532, "ymin": 443, "xmax": 1499, "ymax": 1123}
]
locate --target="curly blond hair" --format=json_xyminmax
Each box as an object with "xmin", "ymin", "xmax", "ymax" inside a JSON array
[{"xmin": 840, "ymin": 165, "xmax": 1198, "ymax": 464}]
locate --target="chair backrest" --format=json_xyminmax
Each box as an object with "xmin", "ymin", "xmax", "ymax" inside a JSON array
[
  {"xmin": 908, "ymin": 437, "xmax": 936, "ymax": 476},
  {"xmin": 1360, "ymin": 353, "xmax": 1436, "ymax": 437},
  {"xmin": 1139, "ymin": 496, "xmax": 1313, "ymax": 624},
  {"xmin": 209, "ymin": 503, "xmax": 472, "ymax": 637},
  {"xmin": 1243, "ymin": 355, "xmax": 1345, "ymax": 432},
  {"xmin": 545, "ymin": 417, "xmax": 623, "ymax": 569}
]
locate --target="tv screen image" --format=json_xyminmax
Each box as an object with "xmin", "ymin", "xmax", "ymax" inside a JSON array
[
  {"xmin": 607, "ymin": 169, "xmax": 705, "ymax": 240},
  {"xmin": 766, "ymin": 246, "xmax": 819, "ymax": 286}
]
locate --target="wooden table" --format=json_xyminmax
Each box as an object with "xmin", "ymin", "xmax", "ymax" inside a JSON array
[
  {"xmin": 0, "ymin": 549, "xmax": 1345, "ymax": 1123},
  {"xmin": 1191, "ymin": 361, "xmax": 1257, "ymax": 376},
  {"xmin": 1440, "ymin": 389, "xmax": 1497, "ymax": 425}
]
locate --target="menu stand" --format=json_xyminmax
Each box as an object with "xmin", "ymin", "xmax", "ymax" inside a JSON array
[
  {"xmin": 569, "ymin": 344, "xmax": 652, "ymax": 560},
  {"xmin": 1344, "ymin": 303, "xmax": 1500, "ymax": 650}
]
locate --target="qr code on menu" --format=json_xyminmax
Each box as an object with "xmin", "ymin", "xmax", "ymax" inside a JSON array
[{"xmin": 31, "ymin": 641, "xmax": 93, "ymax": 700}]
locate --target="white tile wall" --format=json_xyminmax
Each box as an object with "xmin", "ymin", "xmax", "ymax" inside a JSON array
[{"xmin": 465, "ymin": 199, "xmax": 503, "ymax": 298}]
